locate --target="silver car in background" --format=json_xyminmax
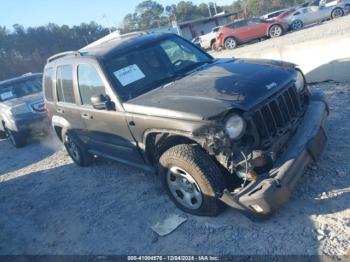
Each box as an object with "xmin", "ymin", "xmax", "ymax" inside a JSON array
[
  {"xmin": 284, "ymin": 3, "xmax": 346, "ymax": 30},
  {"xmin": 0, "ymin": 73, "xmax": 48, "ymax": 147}
]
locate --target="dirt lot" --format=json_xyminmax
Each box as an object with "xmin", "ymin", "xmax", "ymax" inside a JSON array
[{"xmin": 1, "ymin": 17, "xmax": 350, "ymax": 255}]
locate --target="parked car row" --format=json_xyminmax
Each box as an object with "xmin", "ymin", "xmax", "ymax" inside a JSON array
[{"xmin": 196, "ymin": 0, "xmax": 349, "ymax": 50}]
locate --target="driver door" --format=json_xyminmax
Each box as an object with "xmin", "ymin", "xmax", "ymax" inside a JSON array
[{"xmin": 75, "ymin": 62, "xmax": 145, "ymax": 164}]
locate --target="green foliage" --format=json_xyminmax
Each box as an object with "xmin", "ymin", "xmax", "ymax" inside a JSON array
[{"xmin": 0, "ymin": 22, "xmax": 109, "ymax": 80}]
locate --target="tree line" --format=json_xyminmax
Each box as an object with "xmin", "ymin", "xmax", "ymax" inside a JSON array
[
  {"xmin": 0, "ymin": 0, "xmax": 307, "ymax": 80},
  {"xmin": 122, "ymin": 0, "xmax": 306, "ymax": 31}
]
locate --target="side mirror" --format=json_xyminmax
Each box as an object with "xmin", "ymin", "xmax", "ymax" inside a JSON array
[{"xmin": 91, "ymin": 94, "xmax": 114, "ymax": 110}]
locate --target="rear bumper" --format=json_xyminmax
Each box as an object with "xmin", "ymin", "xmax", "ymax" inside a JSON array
[
  {"xmin": 7, "ymin": 114, "xmax": 49, "ymax": 134},
  {"xmin": 220, "ymin": 92, "xmax": 328, "ymax": 218}
]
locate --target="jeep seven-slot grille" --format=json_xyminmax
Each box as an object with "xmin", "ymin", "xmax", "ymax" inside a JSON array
[{"xmin": 251, "ymin": 85, "xmax": 306, "ymax": 148}]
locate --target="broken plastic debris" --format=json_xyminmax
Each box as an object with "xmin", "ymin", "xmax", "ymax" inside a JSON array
[{"xmin": 151, "ymin": 214, "xmax": 187, "ymax": 236}]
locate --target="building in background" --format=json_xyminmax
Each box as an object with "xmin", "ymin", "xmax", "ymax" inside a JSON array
[{"xmin": 146, "ymin": 12, "xmax": 237, "ymax": 40}]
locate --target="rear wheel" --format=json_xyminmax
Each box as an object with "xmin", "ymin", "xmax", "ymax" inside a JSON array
[
  {"xmin": 269, "ymin": 24, "xmax": 283, "ymax": 38},
  {"xmin": 211, "ymin": 41, "xmax": 218, "ymax": 51},
  {"xmin": 224, "ymin": 37, "xmax": 237, "ymax": 50},
  {"xmin": 331, "ymin": 7, "xmax": 344, "ymax": 19},
  {"xmin": 63, "ymin": 131, "xmax": 92, "ymax": 167},
  {"xmin": 159, "ymin": 144, "xmax": 225, "ymax": 216},
  {"xmin": 291, "ymin": 20, "xmax": 303, "ymax": 31},
  {"xmin": 0, "ymin": 130, "xmax": 7, "ymax": 139}
]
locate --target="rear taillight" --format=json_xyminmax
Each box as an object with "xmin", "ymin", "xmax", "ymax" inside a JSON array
[{"xmin": 217, "ymin": 32, "xmax": 223, "ymax": 40}]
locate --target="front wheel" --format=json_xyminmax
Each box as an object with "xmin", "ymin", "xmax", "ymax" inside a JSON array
[
  {"xmin": 269, "ymin": 24, "xmax": 283, "ymax": 38},
  {"xmin": 331, "ymin": 8, "xmax": 344, "ymax": 19},
  {"xmin": 63, "ymin": 131, "xmax": 92, "ymax": 167},
  {"xmin": 224, "ymin": 37, "xmax": 237, "ymax": 50},
  {"xmin": 159, "ymin": 144, "xmax": 225, "ymax": 216}
]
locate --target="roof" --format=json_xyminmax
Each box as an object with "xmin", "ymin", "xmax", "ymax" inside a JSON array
[
  {"xmin": 179, "ymin": 12, "xmax": 237, "ymax": 27},
  {"xmin": 47, "ymin": 33, "xmax": 178, "ymax": 64},
  {"xmin": 0, "ymin": 73, "xmax": 42, "ymax": 86}
]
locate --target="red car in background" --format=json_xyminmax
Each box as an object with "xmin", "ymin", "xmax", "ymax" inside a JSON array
[{"xmin": 216, "ymin": 18, "xmax": 289, "ymax": 49}]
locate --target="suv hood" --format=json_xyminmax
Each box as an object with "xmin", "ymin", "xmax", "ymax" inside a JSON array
[{"xmin": 123, "ymin": 59, "xmax": 297, "ymax": 121}]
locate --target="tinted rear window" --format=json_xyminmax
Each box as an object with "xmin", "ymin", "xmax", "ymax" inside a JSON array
[
  {"xmin": 56, "ymin": 65, "xmax": 75, "ymax": 104},
  {"xmin": 44, "ymin": 68, "xmax": 54, "ymax": 101}
]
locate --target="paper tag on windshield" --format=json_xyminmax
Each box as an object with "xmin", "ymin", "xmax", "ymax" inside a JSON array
[
  {"xmin": 113, "ymin": 64, "xmax": 145, "ymax": 87},
  {"xmin": 0, "ymin": 91, "xmax": 14, "ymax": 100}
]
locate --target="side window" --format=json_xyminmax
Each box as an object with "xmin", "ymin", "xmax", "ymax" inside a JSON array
[
  {"xmin": 77, "ymin": 64, "xmax": 106, "ymax": 105},
  {"xmin": 43, "ymin": 68, "xmax": 54, "ymax": 101},
  {"xmin": 56, "ymin": 65, "xmax": 75, "ymax": 104}
]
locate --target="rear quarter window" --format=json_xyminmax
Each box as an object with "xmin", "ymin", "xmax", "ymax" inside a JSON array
[{"xmin": 44, "ymin": 68, "xmax": 54, "ymax": 101}]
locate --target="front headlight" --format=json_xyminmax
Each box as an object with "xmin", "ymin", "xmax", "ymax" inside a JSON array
[
  {"xmin": 8, "ymin": 103, "xmax": 30, "ymax": 116},
  {"xmin": 224, "ymin": 114, "xmax": 246, "ymax": 140},
  {"xmin": 295, "ymin": 70, "xmax": 305, "ymax": 93}
]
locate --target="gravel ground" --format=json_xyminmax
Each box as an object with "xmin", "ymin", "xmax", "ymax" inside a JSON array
[
  {"xmin": 213, "ymin": 15, "xmax": 350, "ymax": 58},
  {"xmin": 0, "ymin": 81, "xmax": 349, "ymax": 256}
]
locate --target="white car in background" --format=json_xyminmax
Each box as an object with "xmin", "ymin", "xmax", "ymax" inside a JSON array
[
  {"xmin": 260, "ymin": 9, "xmax": 287, "ymax": 21},
  {"xmin": 199, "ymin": 26, "xmax": 221, "ymax": 50},
  {"xmin": 284, "ymin": 3, "xmax": 346, "ymax": 30},
  {"xmin": 309, "ymin": 0, "xmax": 350, "ymax": 11}
]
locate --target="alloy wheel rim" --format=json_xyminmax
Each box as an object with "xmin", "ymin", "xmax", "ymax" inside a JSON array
[
  {"xmin": 65, "ymin": 135, "xmax": 80, "ymax": 161},
  {"xmin": 333, "ymin": 9, "xmax": 343, "ymax": 18},
  {"xmin": 271, "ymin": 26, "xmax": 282, "ymax": 37},
  {"xmin": 225, "ymin": 39, "xmax": 236, "ymax": 49},
  {"xmin": 166, "ymin": 166, "xmax": 203, "ymax": 210},
  {"xmin": 293, "ymin": 21, "xmax": 302, "ymax": 30}
]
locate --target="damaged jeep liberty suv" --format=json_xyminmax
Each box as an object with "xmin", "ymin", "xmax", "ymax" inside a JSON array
[{"xmin": 44, "ymin": 33, "xmax": 328, "ymax": 218}]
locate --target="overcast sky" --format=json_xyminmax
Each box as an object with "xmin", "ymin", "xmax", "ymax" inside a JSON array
[{"xmin": 1, "ymin": 0, "xmax": 234, "ymax": 28}]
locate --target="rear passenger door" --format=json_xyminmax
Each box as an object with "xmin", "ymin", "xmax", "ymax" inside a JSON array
[
  {"xmin": 75, "ymin": 63, "xmax": 144, "ymax": 164},
  {"xmin": 55, "ymin": 65, "xmax": 86, "ymax": 139}
]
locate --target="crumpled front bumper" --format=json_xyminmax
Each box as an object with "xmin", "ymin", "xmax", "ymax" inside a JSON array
[{"xmin": 220, "ymin": 91, "xmax": 329, "ymax": 219}]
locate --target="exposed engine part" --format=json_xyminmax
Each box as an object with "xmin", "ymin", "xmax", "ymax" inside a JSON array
[{"xmin": 249, "ymin": 150, "xmax": 273, "ymax": 174}]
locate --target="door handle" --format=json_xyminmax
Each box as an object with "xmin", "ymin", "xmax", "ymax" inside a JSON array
[
  {"xmin": 57, "ymin": 108, "xmax": 65, "ymax": 113},
  {"xmin": 81, "ymin": 113, "xmax": 93, "ymax": 120}
]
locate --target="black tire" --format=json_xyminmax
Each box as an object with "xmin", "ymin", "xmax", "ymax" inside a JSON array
[
  {"xmin": 331, "ymin": 7, "xmax": 344, "ymax": 19},
  {"xmin": 210, "ymin": 41, "xmax": 218, "ymax": 51},
  {"xmin": 6, "ymin": 129, "xmax": 26, "ymax": 148},
  {"xmin": 63, "ymin": 130, "xmax": 92, "ymax": 167},
  {"xmin": 291, "ymin": 20, "xmax": 303, "ymax": 31},
  {"xmin": 0, "ymin": 130, "xmax": 7, "ymax": 139},
  {"xmin": 224, "ymin": 37, "xmax": 237, "ymax": 50},
  {"xmin": 159, "ymin": 144, "xmax": 225, "ymax": 216},
  {"xmin": 345, "ymin": 4, "xmax": 350, "ymax": 13},
  {"xmin": 269, "ymin": 24, "xmax": 283, "ymax": 38}
]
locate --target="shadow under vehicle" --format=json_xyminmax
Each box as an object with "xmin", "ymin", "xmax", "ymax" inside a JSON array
[{"xmin": 43, "ymin": 33, "xmax": 328, "ymax": 219}]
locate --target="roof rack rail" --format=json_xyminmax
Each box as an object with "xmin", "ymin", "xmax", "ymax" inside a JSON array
[
  {"xmin": 47, "ymin": 51, "xmax": 82, "ymax": 63},
  {"xmin": 80, "ymin": 31, "xmax": 146, "ymax": 51}
]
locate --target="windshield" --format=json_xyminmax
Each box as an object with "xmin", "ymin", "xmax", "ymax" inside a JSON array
[
  {"xmin": 0, "ymin": 76, "xmax": 42, "ymax": 102},
  {"xmin": 105, "ymin": 35, "xmax": 212, "ymax": 101}
]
